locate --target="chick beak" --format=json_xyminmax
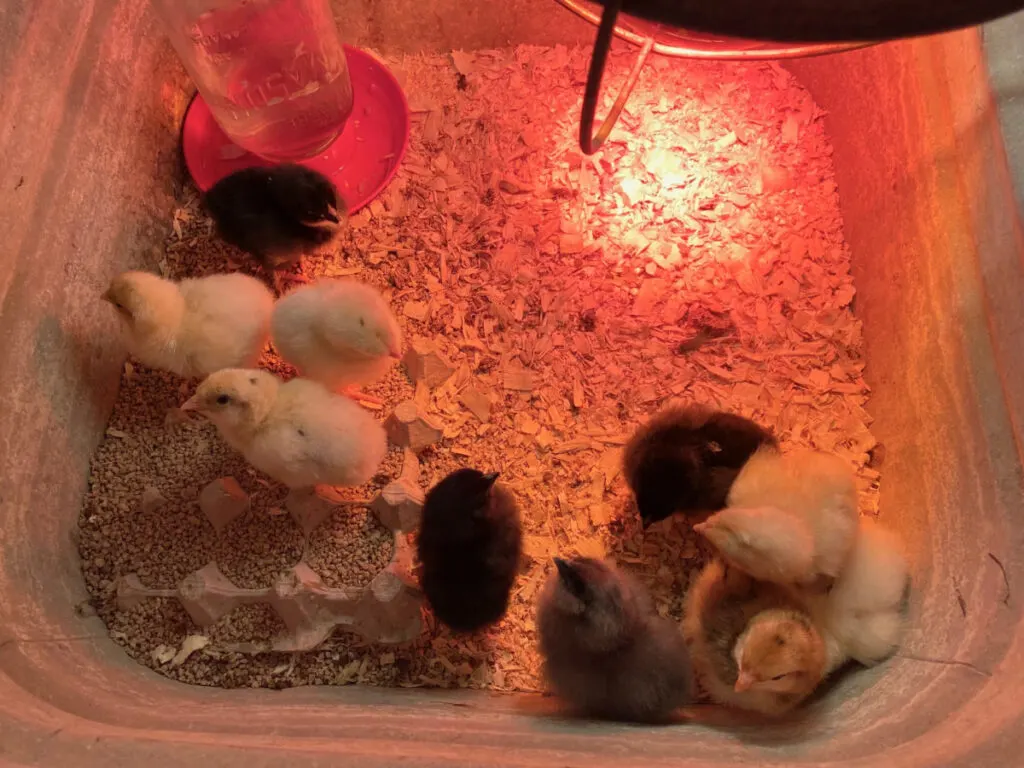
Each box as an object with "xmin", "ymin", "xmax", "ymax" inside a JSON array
[
  {"xmin": 389, "ymin": 343, "xmax": 403, "ymax": 360},
  {"xmin": 324, "ymin": 205, "xmax": 340, "ymax": 224},
  {"xmin": 734, "ymin": 672, "xmax": 755, "ymax": 692},
  {"xmin": 693, "ymin": 522, "xmax": 708, "ymax": 535},
  {"xmin": 180, "ymin": 396, "xmax": 202, "ymax": 413},
  {"xmin": 481, "ymin": 471, "xmax": 500, "ymax": 487},
  {"xmin": 553, "ymin": 557, "xmax": 571, "ymax": 579},
  {"xmin": 304, "ymin": 210, "xmax": 342, "ymax": 232}
]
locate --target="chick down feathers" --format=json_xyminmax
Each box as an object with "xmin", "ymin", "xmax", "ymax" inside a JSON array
[
  {"xmin": 801, "ymin": 517, "xmax": 910, "ymax": 673},
  {"xmin": 725, "ymin": 447, "xmax": 860, "ymax": 585},
  {"xmin": 682, "ymin": 560, "xmax": 822, "ymax": 717},
  {"xmin": 183, "ymin": 369, "xmax": 387, "ymax": 489},
  {"xmin": 622, "ymin": 403, "xmax": 777, "ymax": 527},
  {"xmin": 537, "ymin": 557, "xmax": 694, "ymax": 722},
  {"xmin": 271, "ymin": 279, "xmax": 403, "ymax": 390},
  {"xmin": 104, "ymin": 271, "xmax": 273, "ymax": 378},
  {"xmin": 416, "ymin": 469, "xmax": 522, "ymax": 633}
]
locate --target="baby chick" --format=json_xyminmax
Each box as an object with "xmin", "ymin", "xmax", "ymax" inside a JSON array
[
  {"xmin": 416, "ymin": 469, "xmax": 522, "ymax": 633},
  {"xmin": 801, "ymin": 517, "xmax": 910, "ymax": 673},
  {"xmin": 204, "ymin": 164, "xmax": 344, "ymax": 293},
  {"xmin": 682, "ymin": 560, "xmax": 826, "ymax": 718},
  {"xmin": 102, "ymin": 271, "xmax": 273, "ymax": 378},
  {"xmin": 732, "ymin": 609, "xmax": 827, "ymax": 709},
  {"xmin": 271, "ymin": 279, "xmax": 403, "ymax": 402},
  {"xmin": 714, "ymin": 446, "xmax": 861, "ymax": 588},
  {"xmin": 181, "ymin": 368, "xmax": 387, "ymax": 490},
  {"xmin": 537, "ymin": 557, "xmax": 694, "ymax": 722},
  {"xmin": 622, "ymin": 403, "xmax": 778, "ymax": 528},
  {"xmin": 694, "ymin": 505, "xmax": 816, "ymax": 585}
]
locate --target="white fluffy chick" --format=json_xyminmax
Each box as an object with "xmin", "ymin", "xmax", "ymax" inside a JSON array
[
  {"xmin": 270, "ymin": 279, "xmax": 403, "ymax": 399},
  {"xmin": 800, "ymin": 517, "xmax": 910, "ymax": 673},
  {"xmin": 711, "ymin": 446, "xmax": 860, "ymax": 588},
  {"xmin": 102, "ymin": 271, "xmax": 273, "ymax": 378},
  {"xmin": 181, "ymin": 368, "xmax": 387, "ymax": 490}
]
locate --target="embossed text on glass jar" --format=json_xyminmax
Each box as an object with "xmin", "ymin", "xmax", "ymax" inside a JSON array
[{"xmin": 152, "ymin": 0, "xmax": 354, "ymax": 160}]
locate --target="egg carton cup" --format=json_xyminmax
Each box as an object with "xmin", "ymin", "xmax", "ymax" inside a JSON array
[
  {"xmin": 384, "ymin": 401, "xmax": 443, "ymax": 455},
  {"xmin": 116, "ymin": 451, "xmax": 426, "ymax": 652},
  {"xmin": 401, "ymin": 339, "xmax": 455, "ymax": 389}
]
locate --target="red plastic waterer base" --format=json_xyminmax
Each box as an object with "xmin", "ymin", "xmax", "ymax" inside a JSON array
[{"xmin": 181, "ymin": 46, "xmax": 410, "ymax": 214}]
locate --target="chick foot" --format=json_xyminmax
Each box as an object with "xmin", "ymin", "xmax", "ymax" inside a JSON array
[
  {"xmin": 341, "ymin": 386, "xmax": 384, "ymax": 407},
  {"xmin": 802, "ymin": 572, "xmax": 836, "ymax": 594},
  {"xmin": 270, "ymin": 271, "xmax": 287, "ymax": 297},
  {"xmin": 270, "ymin": 269, "xmax": 310, "ymax": 297}
]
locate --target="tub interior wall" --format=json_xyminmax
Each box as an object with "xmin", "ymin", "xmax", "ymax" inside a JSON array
[{"xmin": 1, "ymin": 0, "xmax": 1022, "ymax": 765}]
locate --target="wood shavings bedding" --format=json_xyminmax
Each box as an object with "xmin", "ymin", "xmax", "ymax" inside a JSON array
[{"xmin": 77, "ymin": 41, "xmax": 878, "ymax": 693}]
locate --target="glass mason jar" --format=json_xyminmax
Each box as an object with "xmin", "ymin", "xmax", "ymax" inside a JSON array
[{"xmin": 152, "ymin": 0, "xmax": 354, "ymax": 161}]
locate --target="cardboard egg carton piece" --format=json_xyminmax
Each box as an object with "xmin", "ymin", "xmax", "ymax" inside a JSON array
[
  {"xmin": 402, "ymin": 338, "xmax": 455, "ymax": 389},
  {"xmin": 284, "ymin": 486, "xmax": 352, "ymax": 537},
  {"xmin": 117, "ymin": 557, "xmax": 421, "ymax": 650},
  {"xmin": 384, "ymin": 401, "xmax": 443, "ymax": 454},
  {"xmin": 370, "ymin": 449, "xmax": 425, "ymax": 533},
  {"xmin": 116, "ymin": 468, "xmax": 425, "ymax": 652},
  {"xmin": 198, "ymin": 477, "xmax": 249, "ymax": 533}
]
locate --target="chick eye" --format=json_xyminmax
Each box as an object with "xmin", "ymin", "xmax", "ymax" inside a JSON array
[
  {"xmin": 216, "ymin": 394, "xmax": 231, "ymax": 405},
  {"xmin": 359, "ymin": 317, "xmax": 366, "ymax": 327},
  {"xmin": 771, "ymin": 673, "xmax": 790, "ymax": 681}
]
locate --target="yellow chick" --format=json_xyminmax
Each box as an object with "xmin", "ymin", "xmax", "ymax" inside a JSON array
[
  {"xmin": 694, "ymin": 505, "xmax": 816, "ymax": 585},
  {"xmin": 682, "ymin": 560, "xmax": 826, "ymax": 718},
  {"xmin": 270, "ymin": 279, "xmax": 403, "ymax": 401},
  {"xmin": 800, "ymin": 517, "xmax": 910, "ymax": 674},
  {"xmin": 181, "ymin": 368, "xmax": 387, "ymax": 490},
  {"xmin": 102, "ymin": 271, "xmax": 273, "ymax": 378},
  {"xmin": 714, "ymin": 446, "xmax": 860, "ymax": 588}
]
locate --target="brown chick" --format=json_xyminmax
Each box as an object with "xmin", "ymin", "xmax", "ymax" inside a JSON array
[
  {"xmin": 181, "ymin": 368, "xmax": 387, "ymax": 490},
  {"xmin": 537, "ymin": 557, "xmax": 695, "ymax": 723},
  {"xmin": 270, "ymin": 279, "xmax": 403, "ymax": 403},
  {"xmin": 719, "ymin": 446, "xmax": 860, "ymax": 588},
  {"xmin": 682, "ymin": 560, "xmax": 826, "ymax": 718},
  {"xmin": 733, "ymin": 609, "xmax": 826, "ymax": 705},
  {"xmin": 799, "ymin": 517, "xmax": 910, "ymax": 674},
  {"xmin": 102, "ymin": 271, "xmax": 274, "ymax": 378},
  {"xmin": 622, "ymin": 403, "xmax": 778, "ymax": 529}
]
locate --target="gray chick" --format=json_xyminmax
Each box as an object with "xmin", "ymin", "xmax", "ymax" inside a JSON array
[{"xmin": 536, "ymin": 557, "xmax": 695, "ymax": 723}]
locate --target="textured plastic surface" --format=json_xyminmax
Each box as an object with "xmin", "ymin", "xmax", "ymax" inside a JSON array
[{"xmin": 182, "ymin": 46, "xmax": 410, "ymax": 213}]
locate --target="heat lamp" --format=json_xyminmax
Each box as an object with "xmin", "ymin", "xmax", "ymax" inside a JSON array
[
  {"xmin": 562, "ymin": 0, "xmax": 1024, "ymax": 154},
  {"xmin": 151, "ymin": 0, "xmax": 409, "ymax": 213}
]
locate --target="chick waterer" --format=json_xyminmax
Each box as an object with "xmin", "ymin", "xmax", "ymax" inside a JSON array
[{"xmin": 152, "ymin": 0, "xmax": 409, "ymax": 213}]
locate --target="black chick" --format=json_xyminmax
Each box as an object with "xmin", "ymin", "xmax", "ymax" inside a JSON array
[
  {"xmin": 622, "ymin": 403, "xmax": 777, "ymax": 528},
  {"xmin": 417, "ymin": 469, "xmax": 522, "ymax": 633},
  {"xmin": 203, "ymin": 164, "xmax": 344, "ymax": 293},
  {"xmin": 536, "ymin": 557, "xmax": 694, "ymax": 722}
]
